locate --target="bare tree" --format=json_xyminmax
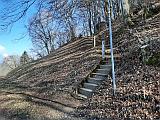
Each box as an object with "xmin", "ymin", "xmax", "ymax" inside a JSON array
[
  {"xmin": 0, "ymin": 0, "xmax": 37, "ymax": 30},
  {"xmin": 3, "ymin": 55, "xmax": 20, "ymax": 69},
  {"xmin": 28, "ymin": 11, "xmax": 55, "ymax": 56},
  {"xmin": 2, "ymin": 0, "xmax": 156, "ymax": 58}
]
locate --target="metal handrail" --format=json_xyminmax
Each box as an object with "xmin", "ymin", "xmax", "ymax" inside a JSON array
[{"xmin": 108, "ymin": 0, "xmax": 116, "ymax": 96}]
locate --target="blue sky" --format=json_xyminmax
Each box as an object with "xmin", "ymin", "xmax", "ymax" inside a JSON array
[
  {"xmin": 0, "ymin": 26, "xmax": 32, "ymax": 62},
  {"xmin": 0, "ymin": 1, "xmax": 35, "ymax": 63}
]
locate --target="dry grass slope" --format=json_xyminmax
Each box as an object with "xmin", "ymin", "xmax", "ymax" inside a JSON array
[{"xmin": 0, "ymin": 37, "xmax": 104, "ymax": 119}]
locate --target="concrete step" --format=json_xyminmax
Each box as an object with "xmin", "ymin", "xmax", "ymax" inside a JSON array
[
  {"xmin": 91, "ymin": 73, "xmax": 106, "ymax": 79},
  {"xmin": 92, "ymin": 73, "xmax": 108, "ymax": 76},
  {"xmin": 96, "ymin": 68, "xmax": 111, "ymax": 74},
  {"xmin": 101, "ymin": 60, "xmax": 111, "ymax": 64},
  {"xmin": 99, "ymin": 54, "xmax": 121, "ymax": 58},
  {"xmin": 92, "ymin": 73, "xmax": 108, "ymax": 79},
  {"xmin": 108, "ymin": 54, "xmax": 121, "ymax": 58},
  {"xmin": 77, "ymin": 94, "xmax": 87, "ymax": 99},
  {"xmin": 96, "ymin": 49, "xmax": 118, "ymax": 54},
  {"xmin": 101, "ymin": 59, "xmax": 112, "ymax": 63},
  {"xmin": 84, "ymin": 83, "xmax": 98, "ymax": 90},
  {"xmin": 100, "ymin": 64, "xmax": 112, "ymax": 69},
  {"xmin": 79, "ymin": 88, "xmax": 93, "ymax": 97},
  {"xmin": 102, "ymin": 59, "xmax": 120, "ymax": 64},
  {"xmin": 87, "ymin": 77, "xmax": 104, "ymax": 84}
]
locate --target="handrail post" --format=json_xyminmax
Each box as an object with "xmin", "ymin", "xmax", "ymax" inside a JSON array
[
  {"xmin": 102, "ymin": 32, "xmax": 105, "ymax": 60},
  {"xmin": 94, "ymin": 36, "xmax": 96, "ymax": 47},
  {"xmin": 107, "ymin": 0, "xmax": 116, "ymax": 96}
]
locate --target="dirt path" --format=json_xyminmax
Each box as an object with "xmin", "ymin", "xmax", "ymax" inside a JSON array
[
  {"xmin": 0, "ymin": 116, "xmax": 8, "ymax": 120},
  {"xmin": 0, "ymin": 90, "xmax": 86, "ymax": 120}
]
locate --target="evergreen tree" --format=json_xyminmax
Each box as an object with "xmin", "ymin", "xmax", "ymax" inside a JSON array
[{"xmin": 20, "ymin": 51, "xmax": 30, "ymax": 65}]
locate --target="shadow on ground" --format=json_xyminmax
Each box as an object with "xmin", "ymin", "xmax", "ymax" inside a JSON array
[{"xmin": 0, "ymin": 89, "xmax": 86, "ymax": 120}]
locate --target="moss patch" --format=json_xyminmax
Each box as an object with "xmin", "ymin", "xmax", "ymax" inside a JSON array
[{"xmin": 146, "ymin": 53, "xmax": 160, "ymax": 67}]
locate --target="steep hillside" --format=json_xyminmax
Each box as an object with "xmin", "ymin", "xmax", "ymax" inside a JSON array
[
  {"xmin": 1, "ymin": 37, "xmax": 104, "ymax": 107},
  {"xmin": 77, "ymin": 12, "xmax": 160, "ymax": 119},
  {"xmin": 0, "ymin": 32, "xmax": 120, "ymax": 119},
  {"xmin": 0, "ymin": 9, "xmax": 159, "ymax": 120}
]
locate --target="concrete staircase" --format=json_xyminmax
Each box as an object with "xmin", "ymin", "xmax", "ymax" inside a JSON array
[
  {"xmin": 76, "ymin": 47, "xmax": 120, "ymax": 99},
  {"xmin": 77, "ymin": 61, "xmax": 112, "ymax": 99}
]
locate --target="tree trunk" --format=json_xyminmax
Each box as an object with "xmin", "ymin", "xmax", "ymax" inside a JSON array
[
  {"xmin": 122, "ymin": 0, "xmax": 134, "ymax": 25},
  {"xmin": 88, "ymin": 9, "xmax": 92, "ymax": 36}
]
